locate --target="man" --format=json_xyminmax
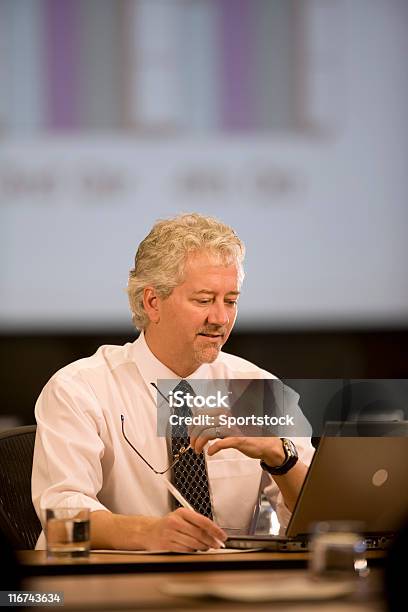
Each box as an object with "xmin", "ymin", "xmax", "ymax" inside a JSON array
[{"xmin": 33, "ymin": 213, "xmax": 314, "ymax": 551}]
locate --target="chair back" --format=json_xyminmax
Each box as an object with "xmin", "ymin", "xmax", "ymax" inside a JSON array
[{"xmin": 0, "ymin": 425, "xmax": 42, "ymax": 549}]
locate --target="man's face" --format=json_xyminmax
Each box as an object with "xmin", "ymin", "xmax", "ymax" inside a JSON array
[{"xmin": 145, "ymin": 251, "xmax": 240, "ymax": 377}]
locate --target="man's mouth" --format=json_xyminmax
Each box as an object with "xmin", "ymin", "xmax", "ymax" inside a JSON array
[{"xmin": 198, "ymin": 332, "xmax": 224, "ymax": 338}]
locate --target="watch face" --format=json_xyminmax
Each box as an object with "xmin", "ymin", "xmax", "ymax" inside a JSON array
[{"xmin": 282, "ymin": 438, "xmax": 297, "ymax": 459}]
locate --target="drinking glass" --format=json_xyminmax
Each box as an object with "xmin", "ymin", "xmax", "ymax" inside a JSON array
[
  {"xmin": 309, "ymin": 521, "xmax": 368, "ymax": 580},
  {"xmin": 45, "ymin": 507, "xmax": 90, "ymax": 558}
]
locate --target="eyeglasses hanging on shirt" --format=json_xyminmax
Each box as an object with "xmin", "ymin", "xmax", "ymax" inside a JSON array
[
  {"xmin": 121, "ymin": 382, "xmax": 210, "ymax": 515},
  {"xmin": 121, "ymin": 415, "xmax": 191, "ymax": 475},
  {"xmin": 122, "ymin": 380, "xmax": 214, "ymax": 519},
  {"xmin": 121, "ymin": 381, "xmax": 193, "ymax": 474},
  {"xmin": 121, "ymin": 412, "xmax": 200, "ymax": 514},
  {"xmin": 121, "ymin": 383, "xmax": 247, "ymax": 533}
]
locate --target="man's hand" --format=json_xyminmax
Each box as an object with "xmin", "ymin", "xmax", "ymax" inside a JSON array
[
  {"xmin": 189, "ymin": 408, "xmax": 243, "ymax": 453},
  {"xmin": 144, "ymin": 508, "xmax": 227, "ymax": 552},
  {"xmin": 188, "ymin": 411, "xmax": 285, "ymax": 463}
]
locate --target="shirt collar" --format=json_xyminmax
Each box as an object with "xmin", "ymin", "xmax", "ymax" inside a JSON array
[{"xmin": 130, "ymin": 331, "xmax": 212, "ymax": 397}]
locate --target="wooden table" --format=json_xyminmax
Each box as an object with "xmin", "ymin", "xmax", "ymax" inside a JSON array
[
  {"xmin": 23, "ymin": 568, "xmax": 385, "ymax": 611},
  {"xmin": 19, "ymin": 549, "xmax": 385, "ymax": 577},
  {"xmin": 17, "ymin": 550, "xmax": 387, "ymax": 610}
]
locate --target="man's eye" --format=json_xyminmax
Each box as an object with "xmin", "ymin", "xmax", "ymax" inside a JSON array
[
  {"xmin": 225, "ymin": 301, "xmax": 237, "ymax": 306},
  {"xmin": 197, "ymin": 299, "xmax": 211, "ymax": 304}
]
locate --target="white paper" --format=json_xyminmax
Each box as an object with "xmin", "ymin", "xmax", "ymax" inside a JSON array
[{"xmin": 92, "ymin": 548, "xmax": 261, "ymax": 555}]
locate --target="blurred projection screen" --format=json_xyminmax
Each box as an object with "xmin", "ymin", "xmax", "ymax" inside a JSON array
[{"xmin": 0, "ymin": 0, "xmax": 407, "ymax": 330}]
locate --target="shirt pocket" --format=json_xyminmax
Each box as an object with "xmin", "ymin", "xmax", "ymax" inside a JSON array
[{"xmin": 206, "ymin": 452, "xmax": 262, "ymax": 532}]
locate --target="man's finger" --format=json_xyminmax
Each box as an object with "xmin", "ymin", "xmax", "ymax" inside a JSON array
[
  {"xmin": 170, "ymin": 531, "xmax": 210, "ymax": 551},
  {"xmin": 176, "ymin": 508, "xmax": 227, "ymax": 542},
  {"xmin": 189, "ymin": 410, "xmax": 229, "ymax": 446},
  {"xmin": 191, "ymin": 430, "xmax": 215, "ymax": 454},
  {"xmin": 172, "ymin": 515, "xmax": 224, "ymax": 549},
  {"xmin": 206, "ymin": 437, "xmax": 242, "ymax": 456}
]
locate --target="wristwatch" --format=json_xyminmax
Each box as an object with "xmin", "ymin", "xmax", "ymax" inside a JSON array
[{"xmin": 260, "ymin": 438, "xmax": 298, "ymax": 476}]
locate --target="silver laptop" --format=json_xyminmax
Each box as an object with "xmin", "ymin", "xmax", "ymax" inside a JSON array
[{"xmin": 226, "ymin": 421, "xmax": 408, "ymax": 551}]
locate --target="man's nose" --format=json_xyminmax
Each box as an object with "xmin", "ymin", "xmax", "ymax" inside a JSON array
[{"xmin": 207, "ymin": 301, "xmax": 229, "ymax": 326}]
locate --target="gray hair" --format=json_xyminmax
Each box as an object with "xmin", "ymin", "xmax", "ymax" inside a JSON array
[{"xmin": 127, "ymin": 213, "xmax": 245, "ymax": 330}]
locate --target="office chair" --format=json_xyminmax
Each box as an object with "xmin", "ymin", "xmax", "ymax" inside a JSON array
[{"xmin": 0, "ymin": 425, "xmax": 42, "ymax": 549}]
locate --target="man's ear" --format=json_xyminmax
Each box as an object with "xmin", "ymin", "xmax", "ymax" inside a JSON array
[{"xmin": 143, "ymin": 287, "xmax": 160, "ymax": 324}]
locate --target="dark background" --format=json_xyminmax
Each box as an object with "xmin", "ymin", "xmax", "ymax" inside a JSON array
[{"xmin": 1, "ymin": 328, "xmax": 407, "ymax": 426}]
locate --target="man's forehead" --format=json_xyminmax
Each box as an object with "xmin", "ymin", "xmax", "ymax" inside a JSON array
[
  {"xmin": 175, "ymin": 250, "xmax": 241, "ymax": 293},
  {"xmin": 183, "ymin": 263, "xmax": 239, "ymax": 283},
  {"xmin": 183, "ymin": 269, "xmax": 240, "ymax": 295},
  {"xmin": 184, "ymin": 250, "xmax": 237, "ymax": 271}
]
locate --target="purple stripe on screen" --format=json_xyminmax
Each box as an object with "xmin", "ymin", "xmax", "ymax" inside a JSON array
[
  {"xmin": 46, "ymin": 0, "xmax": 80, "ymax": 129},
  {"xmin": 219, "ymin": 0, "xmax": 255, "ymax": 131}
]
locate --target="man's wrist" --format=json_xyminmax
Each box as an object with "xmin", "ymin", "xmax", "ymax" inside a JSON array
[
  {"xmin": 260, "ymin": 438, "xmax": 299, "ymax": 476},
  {"xmin": 261, "ymin": 438, "xmax": 286, "ymax": 467},
  {"xmin": 107, "ymin": 513, "xmax": 159, "ymax": 550}
]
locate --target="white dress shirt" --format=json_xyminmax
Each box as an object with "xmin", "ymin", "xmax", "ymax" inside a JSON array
[{"xmin": 32, "ymin": 332, "xmax": 314, "ymax": 548}]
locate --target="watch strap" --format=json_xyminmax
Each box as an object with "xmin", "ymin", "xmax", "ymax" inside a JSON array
[{"xmin": 260, "ymin": 438, "xmax": 298, "ymax": 476}]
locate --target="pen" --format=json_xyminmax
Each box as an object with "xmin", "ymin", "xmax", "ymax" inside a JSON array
[{"xmin": 158, "ymin": 473, "xmax": 226, "ymax": 549}]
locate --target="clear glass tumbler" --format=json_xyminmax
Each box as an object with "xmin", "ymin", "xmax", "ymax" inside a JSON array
[
  {"xmin": 309, "ymin": 521, "xmax": 368, "ymax": 580},
  {"xmin": 45, "ymin": 507, "xmax": 90, "ymax": 558}
]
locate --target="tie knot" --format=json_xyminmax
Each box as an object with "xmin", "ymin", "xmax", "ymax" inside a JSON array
[
  {"xmin": 173, "ymin": 379, "xmax": 195, "ymax": 397},
  {"xmin": 172, "ymin": 380, "xmax": 195, "ymax": 418}
]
